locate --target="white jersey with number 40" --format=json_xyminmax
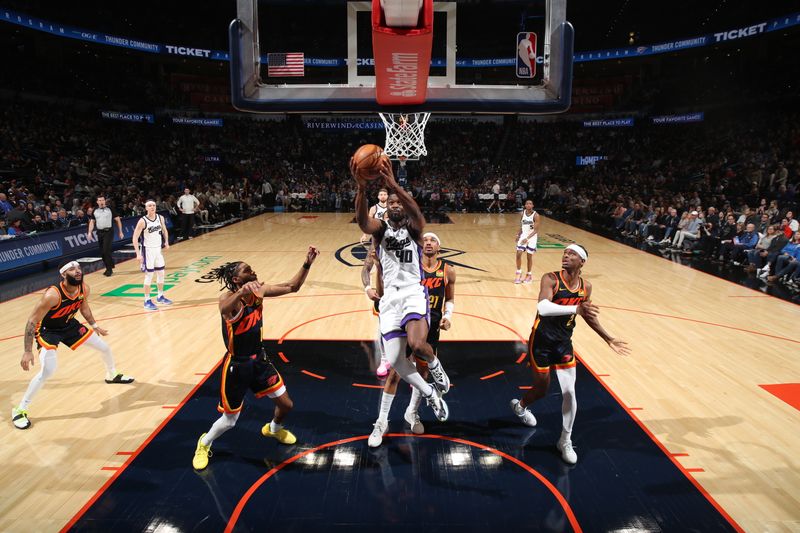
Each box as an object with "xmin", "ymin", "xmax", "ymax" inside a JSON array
[{"xmin": 379, "ymin": 222, "xmax": 422, "ymax": 290}]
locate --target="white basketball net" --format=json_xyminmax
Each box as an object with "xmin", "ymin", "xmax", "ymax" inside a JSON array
[{"xmin": 379, "ymin": 112, "xmax": 431, "ymax": 161}]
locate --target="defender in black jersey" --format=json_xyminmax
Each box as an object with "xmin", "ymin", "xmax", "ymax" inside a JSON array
[
  {"xmin": 193, "ymin": 246, "xmax": 320, "ymax": 471},
  {"xmin": 510, "ymin": 244, "xmax": 630, "ymax": 464},
  {"xmin": 368, "ymin": 232, "xmax": 457, "ymax": 446},
  {"xmin": 13, "ymin": 260, "xmax": 134, "ymax": 430}
]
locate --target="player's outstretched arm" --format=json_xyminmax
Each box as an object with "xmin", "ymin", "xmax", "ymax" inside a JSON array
[
  {"xmin": 21, "ymin": 288, "xmax": 60, "ymax": 370},
  {"xmin": 260, "ymin": 246, "xmax": 320, "ymax": 297},
  {"xmin": 353, "ymin": 159, "xmax": 383, "ymax": 236},
  {"xmin": 580, "ymin": 281, "xmax": 630, "ymax": 356},
  {"xmin": 377, "ymin": 158, "xmax": 424, "ymax": 232}
]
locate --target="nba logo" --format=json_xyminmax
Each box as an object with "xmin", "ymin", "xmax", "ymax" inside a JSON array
[{"xmin": 516, "ymin": 32, "xmax": 537, "ymax": 79}]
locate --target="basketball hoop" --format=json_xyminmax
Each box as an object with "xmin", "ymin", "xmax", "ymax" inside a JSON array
[{"xmin": 379, "ymin": 112, "xmax": 431, "ymax": 161}]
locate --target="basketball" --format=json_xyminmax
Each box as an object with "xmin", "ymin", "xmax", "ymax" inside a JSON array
[{"xmin": 352, "ymin": 144, "xmax": 386, "ymax": 180}]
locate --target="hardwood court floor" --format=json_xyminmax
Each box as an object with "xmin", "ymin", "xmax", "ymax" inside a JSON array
[{"xmin": 1, "ymin": 212, "xmax": 798, "ymax": 532}]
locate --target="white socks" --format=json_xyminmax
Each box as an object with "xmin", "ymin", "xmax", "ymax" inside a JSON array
[
  {"xmin": 143, "ymin": 271, "xmax": 154, "ymax": 300},
  {"xmin": 269, "ymin": 420, "xmax": 282, "ymax": 434},
  {"xmin": 378, "ymin": 392, "xmax": 395, "ymax": 423},
  {"xmin": 406, "ymin": 386, "xmax": 422, "ymax": 415},
  {"xmin": 156, "ymin": 269, "xmax": 165, "ymax": 297}
]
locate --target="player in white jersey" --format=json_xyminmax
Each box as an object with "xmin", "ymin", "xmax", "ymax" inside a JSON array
[
  {"xmin": 515, "ymin": 200, "xmax": 540, "ymax": 284},
  {"xmin": 131, "ymin": 200, "xmax": 172, "ymax": 310},
  {"xmin": 360, "ymin": 188, "xmax": 389, "ymax": 245},
  {"xmin": 354, "ymin": 157, "xmax": 450, "ymax": 428}
]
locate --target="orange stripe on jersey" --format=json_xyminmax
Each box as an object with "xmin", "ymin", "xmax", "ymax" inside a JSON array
[
  {"xmin": 529, "ymin": 352, "xmax": 550, "ymax": 374},
  {"xmin": 34, "ymin": 323, "xmax": 58, "ymax": 349},
  {"xmin": 254, "ymin": 375, "xmax": 285, "ymax": 398},
  {"xmin": 36, "ymin": 335, "xmax": 58, "ymax": 350},
  {"xmin": 554, "ymin": 359, "xmax": 577, "ymax": 370},
  {"xmin": 225, "ymin": 323, "xmax": 235, "ymax": 355},
  {"xmin": 218, "ymin": 354, "xmax": 242, "ymax": 414},
  {"xmin": 421, "ymin": 259, "xmax": 441, "ymax": 274},
  {"xmin": 68, "ymin": 326, "xmax": 94, "ymax": 350}
]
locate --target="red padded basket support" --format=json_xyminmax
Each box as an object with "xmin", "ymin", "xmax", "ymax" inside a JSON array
[{"xmin": 372, "ymin": 0, "xmax": 434, "ymax": 106}]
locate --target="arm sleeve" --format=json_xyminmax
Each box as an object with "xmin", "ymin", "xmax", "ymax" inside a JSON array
[{"xmin": 537, "ymin": 299, "xmax": 578, "ymax": 317}]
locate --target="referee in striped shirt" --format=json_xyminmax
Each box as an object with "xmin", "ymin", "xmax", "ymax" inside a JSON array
[{"xmin": 87, "ymin": 196, "xmax": 123, "ymax": 276}]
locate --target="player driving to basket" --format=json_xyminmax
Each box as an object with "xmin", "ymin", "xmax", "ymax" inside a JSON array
[{"xmin": 353, "ymin": 156, "xmax": 450, "ymax": 427}]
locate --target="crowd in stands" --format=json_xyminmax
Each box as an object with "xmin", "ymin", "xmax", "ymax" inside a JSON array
[
  {"xmin": 1, "ymin": 100, "xmax": 798, "ymax": 295},
  {"xmin": 544, "ymin": 111, "xmax": 800, "ymax": 294}
]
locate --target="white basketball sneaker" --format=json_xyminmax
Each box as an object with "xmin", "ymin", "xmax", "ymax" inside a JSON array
[
  {"xmin": 425, "ymin": 389, "xmax": 449, "ymax": 422},
  {"xmin": 12, "ymin": 407, "xmax": 31, "ymax": 430},
  {"xmin": 557, "ymin": 438, "xmax": 578, "ymax": 464},
  {"xmin": 510, "ymin": 399, "xmax": 537, "ymax": 427},
  {"xmin": 368, "ymin": 419, "xmax": 388, "ymax": 448},
  {"xmin": 404, "ymin": 409, "xmax": 424, "ymax": 434},
  {"xmin": 428, "ymin": 359, "xmax": 450, "ymax": 394}
]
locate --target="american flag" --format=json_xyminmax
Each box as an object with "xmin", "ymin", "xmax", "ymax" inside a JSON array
[{"xmin": 267, "ymin": 52, "xmax": 305, "ymax": 77}]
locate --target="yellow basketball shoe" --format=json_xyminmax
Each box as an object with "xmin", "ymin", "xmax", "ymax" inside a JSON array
[
  {"xmin": 261, "ymin": 422, "xmax": 297, "ymax": 445},
  {"xmin": 192, "ymin": 433, "xmax": 212, "ymax": 470}
]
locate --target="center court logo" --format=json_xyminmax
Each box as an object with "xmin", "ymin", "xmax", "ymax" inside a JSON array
[
  {"xmin": 101, "ymin": 256, "xmax": 222, "ymax": 298},
  {"xmin": 334, "ymin": 242, "xmax": 486, "ymax": 272}
]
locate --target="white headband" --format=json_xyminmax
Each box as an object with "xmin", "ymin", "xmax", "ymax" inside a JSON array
[
  {"xmin": 566, "ymin": 244, "xmax": 588, "ymax": 261},
  {"xmin": 423, "ymin": 232, "xmax": 441, "ymax": 246},
  {"xmin": 59, "ymin": 261, "xmax": 80, "ymax": 274}
]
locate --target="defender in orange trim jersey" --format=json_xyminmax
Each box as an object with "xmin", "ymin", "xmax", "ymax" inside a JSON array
[
  {"xmin": 367, "ymin": 231, "xmax": 457, "ymax": 447},
  {"xmin": 510, "ymin": 244, "xmax": 630, "ymax": 464},
  {"xmin": 192, "ymin": 246, "xmax": 320, "ymax": 471},
  {"xmin": 12, "ymin": 260, "xmax": 134, "ymax": 430}
]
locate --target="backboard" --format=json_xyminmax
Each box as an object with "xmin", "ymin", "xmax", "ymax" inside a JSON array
[{"xmin": 229, "ymin": 0, "xmax": 573, "ymax": 114}]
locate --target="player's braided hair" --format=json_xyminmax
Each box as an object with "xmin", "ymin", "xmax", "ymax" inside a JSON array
[{"xmin": 208, "ymin": 261, "xmax": 243, "ymax": 292}]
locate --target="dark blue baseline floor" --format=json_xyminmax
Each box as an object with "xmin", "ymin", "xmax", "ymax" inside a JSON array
[{"xmin": 68, "ymin": 341, "xmax": 736, "ymax": 532}]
